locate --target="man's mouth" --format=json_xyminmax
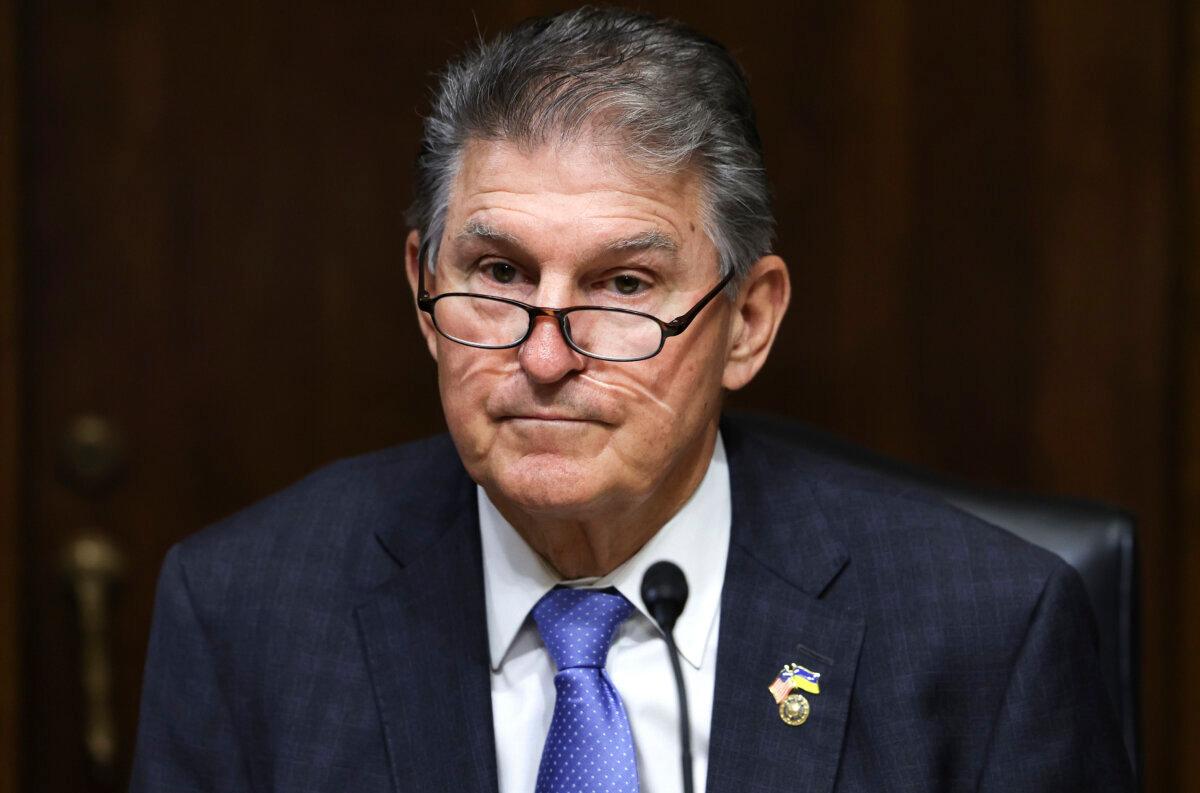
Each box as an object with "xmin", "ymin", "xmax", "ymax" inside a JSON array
[{"xmin": 503, "ymin": 413, "xmax": 596, "ymax": 423}]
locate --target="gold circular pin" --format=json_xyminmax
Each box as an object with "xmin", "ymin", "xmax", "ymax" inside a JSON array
[{"xmin": 779, "ymin": 692, "xmax": 810, "ymax": 726}]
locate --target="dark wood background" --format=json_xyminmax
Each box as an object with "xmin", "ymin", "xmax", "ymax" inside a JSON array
[
  {"xmin": 2, "ymin": 1, "xmax": 1197, "ymax": 791},
  {"xmin": 1, "ymin": 1, "xmax": 21, "ymax": 792}
]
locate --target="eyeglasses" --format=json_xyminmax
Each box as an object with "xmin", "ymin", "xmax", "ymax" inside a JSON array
[{"xmin": 416, "ymin": 253, "xmax": 734, "ymax": 362}]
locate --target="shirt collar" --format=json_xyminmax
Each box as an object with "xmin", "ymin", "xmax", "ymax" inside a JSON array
[{"xmin": 479, "ymin": 432, "xmax": 731, "ymax": 672}]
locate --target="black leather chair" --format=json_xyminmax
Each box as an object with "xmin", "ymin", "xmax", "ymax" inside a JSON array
[{"xmin": 734, "ymin": 413, "xmax": 1139, "ymax": 780}]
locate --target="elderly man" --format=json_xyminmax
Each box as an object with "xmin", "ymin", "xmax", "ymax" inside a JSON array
[{"xmin": 131, "ymin": 7, "xmax": 1132, "ymax": 793}]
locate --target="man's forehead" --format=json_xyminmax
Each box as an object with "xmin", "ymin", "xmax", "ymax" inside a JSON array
[
  {"xmin": 444, "ymin": 139, "xmax": 713, "ymax": 262},
  {"xmin": 456, "ymin": 218, "xmax": 680, "ymax": 255},
  {"xmin": 457, "ymin": 135, "xmax": 697, "ymax": 189},
  {"xmin": 455, "ymin": 138, "xmax": 701, "ymax": 212}
]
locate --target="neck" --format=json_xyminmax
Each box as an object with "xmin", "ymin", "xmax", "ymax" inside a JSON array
[{"xmin": 491, "ymin": 425, "xmax": 718, "ymax": 579}]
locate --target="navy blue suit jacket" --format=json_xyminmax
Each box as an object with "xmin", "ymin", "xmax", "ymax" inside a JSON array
[{"xmin": 130, "ymin": 417, "xmax": 1133, "ymax": 792}]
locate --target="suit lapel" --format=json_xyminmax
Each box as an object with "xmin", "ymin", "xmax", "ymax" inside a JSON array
[
  {"xmin": 707, "ymin": 419, "xmax": 866, "ymax": 793},
  {"xmin": 354, "ymin": 473, "xmax": 499, "ymax": 793}
]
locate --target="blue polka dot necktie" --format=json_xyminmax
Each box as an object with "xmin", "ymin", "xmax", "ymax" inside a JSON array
[{"xmin": 531, "ymin": 587, "xmax": 640, "ymax": 793}]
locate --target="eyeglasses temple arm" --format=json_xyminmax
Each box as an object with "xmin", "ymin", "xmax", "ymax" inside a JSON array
[
  {"xmin": 416, "ymin": 239, "xmax": 433, "ymax": 308},
  {"xmin": 663, "ymin": 268, "xmax": 736, "ymax": 335}
]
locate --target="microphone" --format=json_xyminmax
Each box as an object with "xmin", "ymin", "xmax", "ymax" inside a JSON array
[{"xmin": 641, "ymin": 561, "xmax": 694, "ymax": 793}]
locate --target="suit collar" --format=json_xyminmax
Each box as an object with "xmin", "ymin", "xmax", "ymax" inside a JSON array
[
  {"xmin": 368, "ymin": 440, "xmax": 471, "ymax": 570},
  {"xmin": 706, "ymin": 417, "xmax": 864, "ymax": 793},
  {"xmin": 355, "ymin": 458, "xmax": 500, "ymax": 793},
  {"xmin": 720, "ymin": 416, "xmax": 849, "ymax": 596}
]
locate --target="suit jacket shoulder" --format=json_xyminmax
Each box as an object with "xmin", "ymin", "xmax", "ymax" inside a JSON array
[
  {"xmin": 132, "ymin": 433, "xmax": 481, "ymax": 793},
  {"xmin": 714, "ymin": 417, "xmax": 1131, "ymax": 792},
  {"xmin": 174, "ymin": 433, "xmax": 469, "ymax": 610}
]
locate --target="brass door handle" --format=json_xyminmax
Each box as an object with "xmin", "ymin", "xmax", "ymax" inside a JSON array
[{"xmin": 63, "ymin": 533, "xmax": 125, "ymax": 777}]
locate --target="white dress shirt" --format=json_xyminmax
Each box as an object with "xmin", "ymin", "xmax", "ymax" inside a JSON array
[{"xmin": 479, "ymin": 433, "xmax": 731, "ymax": 793}]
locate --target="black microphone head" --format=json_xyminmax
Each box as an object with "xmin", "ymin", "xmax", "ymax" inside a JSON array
[{"xmin": 641, "ymin": 560, "xmax": 689, "ymax": 634}]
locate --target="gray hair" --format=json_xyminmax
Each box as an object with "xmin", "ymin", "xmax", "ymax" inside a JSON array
[{"xmin": 406, "ymin": 6, "xmax": 775, "ymax": 287}]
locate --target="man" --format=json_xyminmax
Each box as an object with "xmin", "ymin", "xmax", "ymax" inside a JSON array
[{"xmin": 131, "ymin": 7, "xmax": 1132, "ymax": 793}]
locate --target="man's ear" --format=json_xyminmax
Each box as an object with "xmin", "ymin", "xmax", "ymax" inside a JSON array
[
  {"xmin": 405, "ymin": 228, "xmax": 440, "ymax": 361},
  {"xmin": 722, "ymin": 254, "xmax": 791, "ymax": 391}
]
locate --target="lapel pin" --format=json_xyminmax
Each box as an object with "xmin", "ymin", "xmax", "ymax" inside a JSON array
[{"xmin": 769, "ymin": 663, "xmax": 821, "ymax": 726}]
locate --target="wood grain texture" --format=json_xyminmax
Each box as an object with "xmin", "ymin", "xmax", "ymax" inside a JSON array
[
  {"xmin": 1172, "ymin": 0, "xmax": 1200, "ymax": 786},
  {"xmin": 0, "ymin": 0, "xmax": 20, "ymax": 790},
  {"xmin": 1026, "ymin": 4, "xmax": 1173, "ymax": 787}
]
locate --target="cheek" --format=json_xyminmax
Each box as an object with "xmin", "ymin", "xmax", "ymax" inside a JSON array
[
  {"xmin": 583, "ymin": 350, "xmax": 722, "ymax": 472},
  {"xmin": 436, "ymin": 343, "xmax": 514, "ymax": 468}
]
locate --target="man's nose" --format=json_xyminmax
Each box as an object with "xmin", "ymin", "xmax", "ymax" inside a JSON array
[{"xmin": 518, "ymin": 314, "xmax": 586, "ymax": 383}]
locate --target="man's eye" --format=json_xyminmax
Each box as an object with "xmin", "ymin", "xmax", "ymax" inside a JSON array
[
  {"xmin": 488, "ymin": 262, "xmax": 518, "ymax": 284},
  {"xmin": 612, "ymin": 275, "xmax": 645, "ymax": 295}
]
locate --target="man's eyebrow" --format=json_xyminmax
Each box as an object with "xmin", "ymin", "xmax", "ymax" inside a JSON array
[
  {"xmin": 456, "ymin": 219, "xmax": 520, "ymax": 244},
  {"xmin": 456, "ymin": 221, "xmax": 678, "ymax": 256},
  {"xmin": 603, "ymin": 230, "xmax": 679, "ymax": 254}
]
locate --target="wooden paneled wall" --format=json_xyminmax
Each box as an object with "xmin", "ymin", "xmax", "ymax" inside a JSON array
[
  {"xmin": 1, "ymin": 0, "xmax": 21, "ymax": 790},
  {"xmin": 1173, "ymin": 0, "xmax": 1200, "ymax": 785}
]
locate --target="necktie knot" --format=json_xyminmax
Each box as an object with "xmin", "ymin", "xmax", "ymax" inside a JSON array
[{"xmin": 532, "ymin": 587, "xmax": 633, "ymax": 671}]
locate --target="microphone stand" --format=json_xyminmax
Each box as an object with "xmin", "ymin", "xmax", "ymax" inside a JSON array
[
  {"xmin": 641, "ymin": 561, "xmax": 695, "ymax": 793},
  {"xmin": 662, "ymin": 628, "xmax": 694, "ymax": 793}
]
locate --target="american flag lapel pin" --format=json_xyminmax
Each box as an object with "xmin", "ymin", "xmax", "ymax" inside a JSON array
[{"xmin": 768, "ymin": 663, "xmax": 821, "ymax": 726}]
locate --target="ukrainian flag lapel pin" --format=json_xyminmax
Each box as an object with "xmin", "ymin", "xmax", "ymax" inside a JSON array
[{"xmin": 769, "ymin": 663, "xmax": 821, "ymax": 726}]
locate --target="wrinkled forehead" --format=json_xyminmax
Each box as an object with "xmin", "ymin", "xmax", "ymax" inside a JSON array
[{"xmin": 440, "ymin": 136, "xmax": 718, "ymax": 273}]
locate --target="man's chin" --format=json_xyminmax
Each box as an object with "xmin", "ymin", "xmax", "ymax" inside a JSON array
[
  {"xmin": 484, "ymin": 453, "xmax": 620, "ymax": 517},
  {"xmin": 497, "ymin": 416, "xmax": 607, "ymax": 445}
]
